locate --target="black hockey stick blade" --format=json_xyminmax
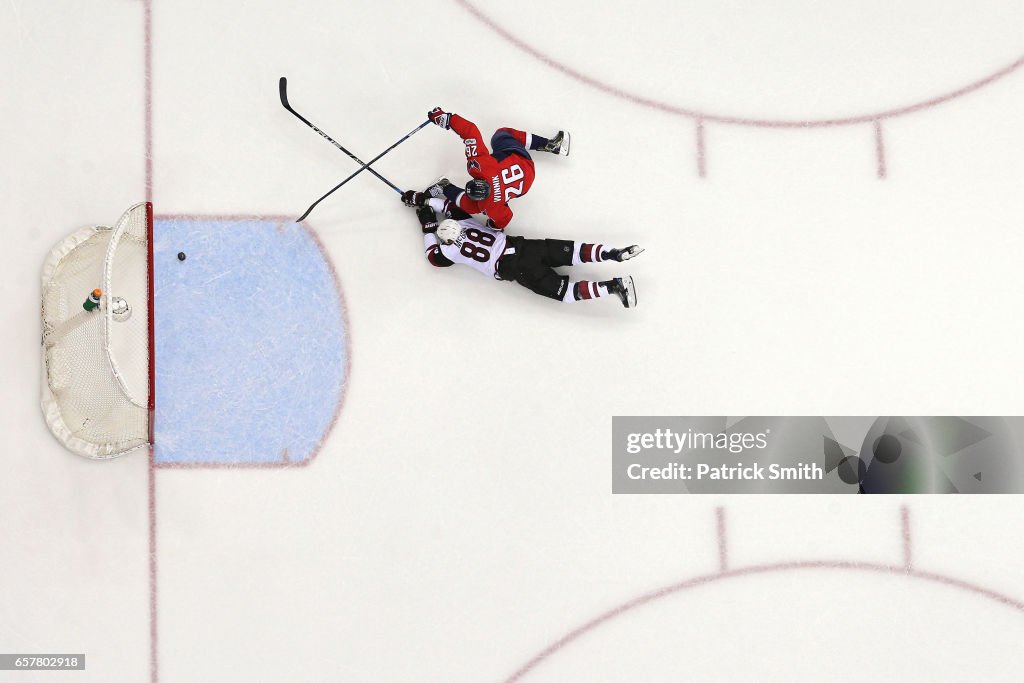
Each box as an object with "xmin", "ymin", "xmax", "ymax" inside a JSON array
[
  {"xmin": 278, "ymin": 76, "xmax": 402, "ymax": 194},
  {"xmin": 279, "ymin": 76, "xmax": 293, "ymax": 111}
]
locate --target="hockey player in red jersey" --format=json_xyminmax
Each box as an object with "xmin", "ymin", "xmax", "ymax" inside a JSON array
[
  {"xmin": 406, "ymin": 196, "xmax": 642, "ymax": 307},
  {"xmin": 406, "ymin": 107, "xmax": 569, "ymax": 230}
]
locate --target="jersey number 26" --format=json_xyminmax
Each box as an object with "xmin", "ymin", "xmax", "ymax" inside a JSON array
[{"xmin": 501, "ymin": 164, "xmax": 525, "ymax": 202}]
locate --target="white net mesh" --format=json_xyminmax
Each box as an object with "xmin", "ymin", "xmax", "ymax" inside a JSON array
[{"xmin": 41, "ymin": 203, "xmax": 152, "ymax": 459}]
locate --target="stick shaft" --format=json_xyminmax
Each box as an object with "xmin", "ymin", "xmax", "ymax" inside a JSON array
[
  {"xmin": 296, "ymin": 120, "xmax": 430, "ymax": 222},
  {"xmin": 279, "ymin": 77, "xmax": 401, "ymax": 193}
]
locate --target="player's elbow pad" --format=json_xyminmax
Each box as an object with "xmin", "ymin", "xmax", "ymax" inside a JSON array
[
  {"xmin": 488, "ymin": 213, "xmax": 511, "ymax": 230},
  {"xmin": 426, "ymin": 247, "xmax": 453, "ymax": 268}
]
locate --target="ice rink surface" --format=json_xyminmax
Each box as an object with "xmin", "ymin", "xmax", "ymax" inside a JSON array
[{"xmin": 3, "ymin": 1, "xmax": 1024, "ymax": 680}]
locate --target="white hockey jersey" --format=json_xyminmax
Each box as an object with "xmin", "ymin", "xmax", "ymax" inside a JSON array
[{"xmin": 422, "ymin": 198, "xmax": 508, "ymax": 278}]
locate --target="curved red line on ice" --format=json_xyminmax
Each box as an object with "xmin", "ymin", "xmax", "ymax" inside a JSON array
[
  {"xmin": 457, "ymin": 0, "xmax": 1024, "ymax": 128},
  {"xmin": 505, "ymin": 560, "xmax": 1024, "ymax": 681}
]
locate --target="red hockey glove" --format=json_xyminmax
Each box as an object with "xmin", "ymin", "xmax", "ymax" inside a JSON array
[{"xmin": 427, "ymin": 107, "xmax": 451, "ymax": 129}]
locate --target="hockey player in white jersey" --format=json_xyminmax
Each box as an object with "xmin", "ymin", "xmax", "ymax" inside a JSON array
[{"xmin": 407, "ymin": 196, "xmax": 642, "ymax": 307}]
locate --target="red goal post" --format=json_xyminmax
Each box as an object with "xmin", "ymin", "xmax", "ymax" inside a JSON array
[{"xmin": 40, "ymin": 202, "xmax": 154, "ymax": 459}]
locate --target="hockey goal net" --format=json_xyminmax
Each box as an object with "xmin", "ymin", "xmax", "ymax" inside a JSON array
[{"xmin": 41, "ymin": 202, "xmax": 154, "ymax": 459}]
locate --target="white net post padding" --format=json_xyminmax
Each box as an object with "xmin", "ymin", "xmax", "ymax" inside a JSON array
[{"xmin": 41, "ymin": 202, "xmax": 153, "ymax": 459}]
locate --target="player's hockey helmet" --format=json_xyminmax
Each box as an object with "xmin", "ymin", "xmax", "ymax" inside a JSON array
[
  {"xmin": 436, "ymin": 219, "xmax": 462, "ymax": 246},
  {"xmin": 465, "ymin": 178, "xmax": 489, "ymax": 202}
]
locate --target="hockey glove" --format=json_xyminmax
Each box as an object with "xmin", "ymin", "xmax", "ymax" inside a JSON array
[
  {"xmin": 416, "ymin": 205, "xmax": 439, "ymax": 233},
  {"xmin": 401, "ymin": 190, "xmax": 427, "ymax": 207},
  {"xmin": 427, "ymin": 107, "xmax": 451, "ymax": 129}
]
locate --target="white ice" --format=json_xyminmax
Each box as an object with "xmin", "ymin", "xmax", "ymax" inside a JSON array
[{"xmin": 3, "ymin": 1, "xmax": 1024, "ymax": 681}]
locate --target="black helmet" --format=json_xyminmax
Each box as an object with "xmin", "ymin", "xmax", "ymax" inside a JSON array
[{"xmin": 465, "ymin": 178, "xmax": 489, "ymax": 201}]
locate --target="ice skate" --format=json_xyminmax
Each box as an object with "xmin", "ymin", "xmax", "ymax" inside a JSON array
[
  {"xmin": 542, "ymin": 130, "xmax": 570, "ymax": 156},
  {"xmin": 603, "ymin": 245, "xmax": 644, "ymax": 262},
  {"xmin": 608, "ymin": 276, "xmax": 637, "ymax": 308},
  {"xmin": 425, "ymin": 177, "xmax": 450, "ymax": 198}
]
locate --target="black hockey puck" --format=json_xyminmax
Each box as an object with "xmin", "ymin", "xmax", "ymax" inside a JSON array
[{"xmin": 177, "ymin": 252, "xmax": 187, "ymax": 261}]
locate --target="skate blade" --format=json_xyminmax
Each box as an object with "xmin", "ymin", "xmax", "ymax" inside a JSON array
[
  {"xmin": 622, "ymin": 246, "xmax": 644, "ymax": 261},
  {"xmin": 623, "ymin": 275, "xmax": 637, "ymax": 308}
]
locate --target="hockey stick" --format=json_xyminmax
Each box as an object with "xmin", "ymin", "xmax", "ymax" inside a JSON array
[
  {"xmin": 295, "ymin": 119, "xmax": 430, "ymax": 222},
  {"xmin": 279, "ymin": 76, "xmax": 401, "ymax": 193}
]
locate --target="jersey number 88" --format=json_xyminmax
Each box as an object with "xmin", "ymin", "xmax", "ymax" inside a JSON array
[{"xmin": 460, "ymin": 227, "xmax": 495, "ymax": 262}]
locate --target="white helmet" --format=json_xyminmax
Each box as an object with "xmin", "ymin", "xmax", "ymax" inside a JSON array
[{"xmin": 436, "ymin": 219, "xmax": 461, "ymax": 245}]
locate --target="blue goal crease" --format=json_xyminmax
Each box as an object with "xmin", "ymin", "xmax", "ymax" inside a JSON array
[{"xmin": 152, "ymin": 218, "xmax": 347, "ymax": 465}]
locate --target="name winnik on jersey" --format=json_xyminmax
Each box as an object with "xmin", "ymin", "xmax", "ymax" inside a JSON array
[{"xmin": 467, "ymin": 148, "xmax": 528, "ymax": 206}]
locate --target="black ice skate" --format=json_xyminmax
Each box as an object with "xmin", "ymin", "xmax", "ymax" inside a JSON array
[
  {"xmin": 425, "ymin": 177, "xmax": 451, "ymax": 198},
  {"xmin": 542, "ymin": 131, "xmax": 571, "ymax": 156},
  {"xmin": 608, "ymin": 276, "xmax": 637, "ymax": 308},
  {"xmin": 603, "ymin": 245, "xmax": 644, "ymax": 262}
]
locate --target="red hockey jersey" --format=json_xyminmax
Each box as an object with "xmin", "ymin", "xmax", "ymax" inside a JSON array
[{"xmin": 449, "ymin": 114, "xmax": 535, "ymax": 229}]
